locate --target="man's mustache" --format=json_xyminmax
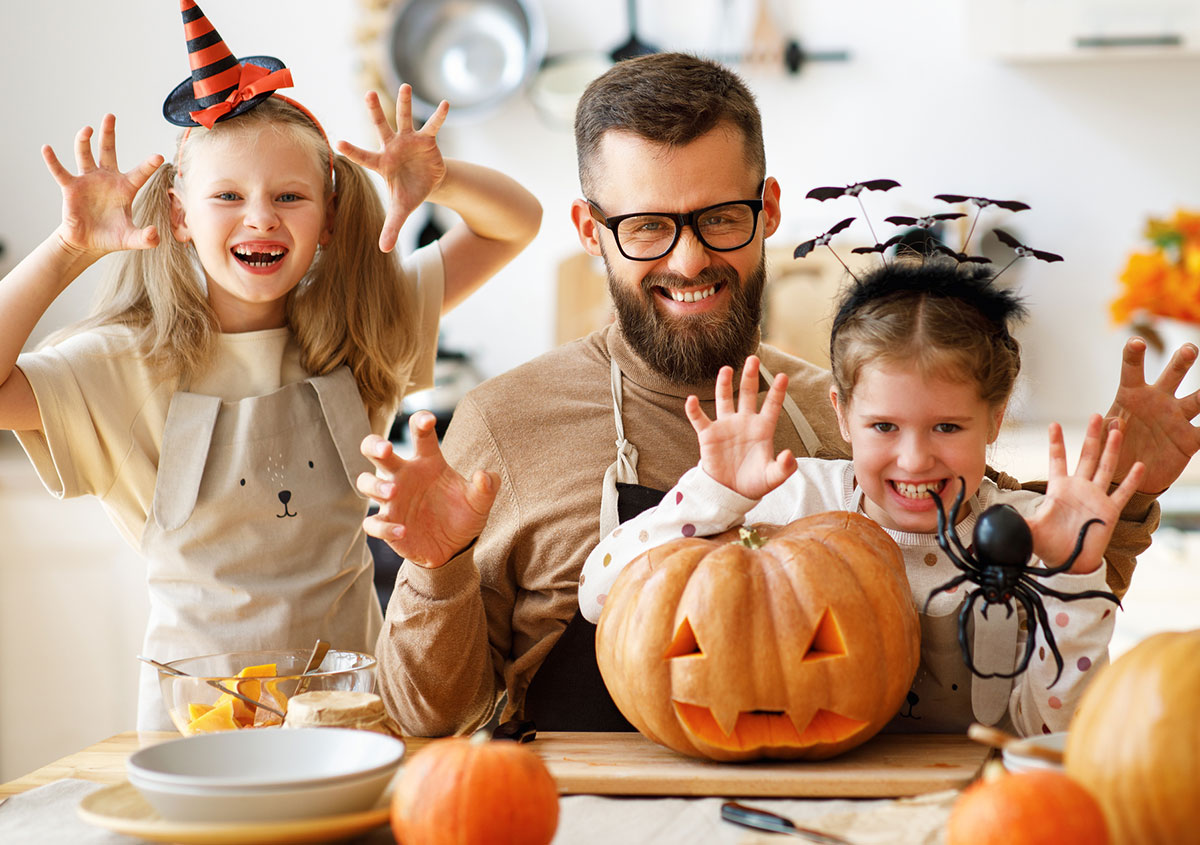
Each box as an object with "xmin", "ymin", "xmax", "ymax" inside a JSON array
[{"xmin": 642, "ymin": 267, "xmax": 739, "ymax": 294}]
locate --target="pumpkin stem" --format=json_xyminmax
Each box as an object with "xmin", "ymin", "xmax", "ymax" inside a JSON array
[{"xmin": 738, "ymin": 526, "xmax": 766, "ymax": 549}]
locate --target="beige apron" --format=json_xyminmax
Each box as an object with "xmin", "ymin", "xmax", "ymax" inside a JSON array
[
  {"xmin": 136, "ymin": 367, "xmax": 380, "ymax": 730},
  {"xmin": 848, "ymin": 484, "xmax": 1019, "ymax": 731}
]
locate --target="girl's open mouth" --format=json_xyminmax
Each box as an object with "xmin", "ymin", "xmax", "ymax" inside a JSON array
[
  {"xmin": 232, "ymin": 245, "xmax": 287, "ymax": 268},
  {"xmin": 890, "ymin": 480, "xmax": 946, "ymax": 500}
]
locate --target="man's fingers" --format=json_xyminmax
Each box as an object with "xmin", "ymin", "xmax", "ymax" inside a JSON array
[
  {"xmin": 1157, "ymin": 343, "xmax": 1200, "ymax": 394},
  {"xmin": 467, "ymin": 470, "xmax": 500, "ymax": 515},
  {"xmin": 1119, "ymin": 336, "xmax": 1148, "ymax": 388},
  {"xmin": 363, "ymin": 513, "xmax": 405, "ymax": 542},
  {"xmin": 408, "ymin": 410, "xmax": 443, "ymax": 457}
]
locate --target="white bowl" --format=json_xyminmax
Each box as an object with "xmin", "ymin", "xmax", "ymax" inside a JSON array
[
  {"xmin": 127, "ymin": 728, "xmax": 405, "ymax": 823},
  {"xmin": 1002, "ymin": 731, "xmax": 1067, "ymax": 773}
]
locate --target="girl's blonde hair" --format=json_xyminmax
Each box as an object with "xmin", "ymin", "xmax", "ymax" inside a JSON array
[
  {"xmin": 53, "ymin": 96, "xmax": 420, "ymax": 417},
  {"xmin": 830, "ymin": 259, "xmax": 1026, "ymax": 411}
]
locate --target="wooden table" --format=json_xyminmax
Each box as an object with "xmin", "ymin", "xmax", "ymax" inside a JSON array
[
  {"xmin": 0, "ymin": 732, "xmax": 990, "ymax": 844},
  {"xmin": 2, "ymin": 730, "xmax": 990, "ymax": 800}
]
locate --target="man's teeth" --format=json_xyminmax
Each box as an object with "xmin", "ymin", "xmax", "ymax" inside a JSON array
[
  {"xmin": 894, "ymin": 481, "xmax": 942, "ymax": 499},
  {"xmin": 667, "ymin": 286, "xmax": 716, "ymax": 303},
  {"xmin": 233, "ymin": 246, "xmax": 285, "ymax": 266}
]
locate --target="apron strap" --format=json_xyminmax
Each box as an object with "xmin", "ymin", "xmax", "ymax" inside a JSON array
[
  {"xmin": 599, "ymin": 357, "xmax": 641, "ymax": 538},
  {"xmin": 758, "ymin": 361, "xmax": 821, "ymax": 457},
  {"xmin": 151, "ymin": 392, "xmax": 222, "ymax": 532},
  {"xmin": 308, "ymin": 367, "xmax": 374, "ymax": 491}
]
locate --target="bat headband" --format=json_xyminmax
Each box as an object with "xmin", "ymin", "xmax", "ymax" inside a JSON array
[
  {"xmin": 163, "ymin": 1, "xmax": 334, "ymax": 180},
  {"xmin": 793, "ymin": 180, "xmax": 1062, "ymax": 284}
]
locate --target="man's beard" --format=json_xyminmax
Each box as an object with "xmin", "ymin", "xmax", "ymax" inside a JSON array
[{"xmin": 605, "ymin": 248, "xmax": 766, "ymax": 385}]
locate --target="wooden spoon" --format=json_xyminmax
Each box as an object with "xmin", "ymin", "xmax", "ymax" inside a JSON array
[{"xmin": 967, "ymin": 722, "xmax": 1064, "ymax": 766}]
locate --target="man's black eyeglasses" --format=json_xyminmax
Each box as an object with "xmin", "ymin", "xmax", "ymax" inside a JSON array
[{"xmin": 586, "ymin": 188, "xmax": 765, "ymax": 261}]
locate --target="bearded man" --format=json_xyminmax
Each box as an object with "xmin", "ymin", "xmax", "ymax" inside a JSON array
[{"xmin": 361, "ymin": 53, "xmax": 1188, "ymax": 737}]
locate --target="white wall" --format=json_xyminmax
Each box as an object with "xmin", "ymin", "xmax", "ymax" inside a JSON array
[{"xmin": 3, "ymin": 1, "xmax": 1199, "ymax": 424}]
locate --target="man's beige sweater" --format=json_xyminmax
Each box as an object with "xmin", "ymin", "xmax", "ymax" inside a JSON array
[{"xmin": 375, "ymin": 323, "xmax": 1156, "ymax": 736}]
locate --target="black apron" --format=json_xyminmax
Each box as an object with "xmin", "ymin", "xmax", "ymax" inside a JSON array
[{"xmin": 519, "ymin": 358, "xmax": 821, "ymax": 732}]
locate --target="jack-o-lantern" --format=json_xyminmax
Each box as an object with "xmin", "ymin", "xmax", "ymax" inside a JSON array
[{"xmin": 595, "ymin": 511, "xmax": 920, "ymax": 762}]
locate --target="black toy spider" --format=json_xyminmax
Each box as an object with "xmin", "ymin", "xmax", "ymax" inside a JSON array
[{"xmin": 925, "ymin": 477, "xmax": 1121, "ymax": 686}]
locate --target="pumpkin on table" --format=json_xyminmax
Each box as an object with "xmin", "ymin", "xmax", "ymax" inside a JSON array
[
  {"xmin": 390, "ymin": 732, "xmax": 559, "ymax": 845},
  {"xmin": 946, "ymin": 762, "xmax": 1109, "ymax": 845},
  {"xmin": 1065, "ymin": 628, "xmax": 1200, "ymax": 845},
  {"xmin": 595, "ymin": 511, "xmax": 921, "ymax": 761}
]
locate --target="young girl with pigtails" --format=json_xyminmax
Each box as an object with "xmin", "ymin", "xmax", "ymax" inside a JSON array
[
  {"xmin": 0, "ymin": 2, "xmax": 539, "ymax": 729},
  {"xmin": 580, "ymin": 255, "xmax": 1146, "ymax": 737}
]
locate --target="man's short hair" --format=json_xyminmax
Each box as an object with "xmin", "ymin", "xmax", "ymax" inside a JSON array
[{"xmin": 574, "ymin": 52, "xmax": 766, "ymax": 198}]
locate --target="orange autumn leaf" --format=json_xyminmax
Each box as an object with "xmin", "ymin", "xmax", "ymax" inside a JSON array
[{"xmin": 1112, "ymin": 209, "xmax": 1200, "ymax": 326}]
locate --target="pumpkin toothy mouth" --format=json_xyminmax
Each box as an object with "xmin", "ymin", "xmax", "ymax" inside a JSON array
[{"xmin": 672, "ymin": 701, "xmax": 869, "ymax": 750}]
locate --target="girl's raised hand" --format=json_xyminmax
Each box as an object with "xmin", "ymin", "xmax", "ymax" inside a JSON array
[
  {"xmin": 684, "ymin": 354, "xmax": 797, "ymax": 499},
  {"xmin": 356, "ymin": 412, "xmax": 498, "ymax": 568},
  {"xmin": 43, "ymin": 114, "xmax": 164, "ymax": 257},
  {"xmin": 1028, "ymin": 413, "xmax": 1146, "ymax": 574},
  {"xmin": 336, "ymin": 85, "xmax": 449, "ymax": 253}
]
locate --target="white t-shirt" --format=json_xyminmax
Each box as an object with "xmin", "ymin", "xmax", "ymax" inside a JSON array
[{"xmin": 14, "ymin": 243, "xmax": 444, "ymax": 550}]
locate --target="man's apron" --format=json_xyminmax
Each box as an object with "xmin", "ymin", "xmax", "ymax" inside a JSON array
[
  {"xmin": 136, "ymin": 367, "xmax": 381, "ymax": 730},
  {"xmin": 522, "ymin": 358, "xmax": 821, "ymax": 731}
]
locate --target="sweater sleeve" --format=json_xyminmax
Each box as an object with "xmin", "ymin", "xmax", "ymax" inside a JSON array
[
  {"xmin": 1007, "ymin": 563, "xmax": 1118, "ymax": 736},
  {"xmin": 579, "ymin": 466, "xmax": 759, "ymax": 622},
  {"xmin": 374, "ymin": 395, "xmax": 506, "ymax": 736}
]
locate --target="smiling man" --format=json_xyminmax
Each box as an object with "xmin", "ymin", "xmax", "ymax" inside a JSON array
[{"xmin": 365, "ymin": 53, "xmax": 1173, "ymax": 737}]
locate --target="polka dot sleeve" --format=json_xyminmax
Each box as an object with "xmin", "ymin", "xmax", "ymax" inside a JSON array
[
  {"xmin": 578, "ymin": 466, "xmax": 759, "ymax": 623},
  {"xmin": 1008, "ymin": 563, "xmax": 1117, "ymax": 736}
]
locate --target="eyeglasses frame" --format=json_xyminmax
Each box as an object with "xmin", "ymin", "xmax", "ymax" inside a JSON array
[{"xmin": 586, "ymin": 183, "xmax": 767, "ymax": 262}]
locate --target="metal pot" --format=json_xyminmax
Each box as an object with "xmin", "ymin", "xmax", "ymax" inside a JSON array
[{"xmin": 382, "ymin": 0, "xmax": 547, "ymax": 124}]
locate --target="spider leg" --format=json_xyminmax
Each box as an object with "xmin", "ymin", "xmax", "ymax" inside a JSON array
[
  {"xmin": 1017, "ymin": 584, "xmax": 1065, "ymax": 686},
  {"xmin": 1019, "ymin": 574, "xmax": 1122, "ymax": 609},
  {"xmin": 1038, "ymin": 518, "xmax": 1104, "ymax": 576},
  {"xmin": 933, "ymin": 478, "xmax": 983, "ymax": 577},
  {"xmin": 957, "ymin": 589, "xmax": 988, "ymax": 678},
  {"xmin": 925, "ymin": 573, "xmax": 971, "ymax": 613},
  {"xmin": 1008, "ymin": 588, "xmax": 1042, "ymax": 680}
]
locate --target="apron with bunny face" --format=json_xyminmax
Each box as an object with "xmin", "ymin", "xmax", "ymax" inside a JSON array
[{"xmin": 136, "ymin": 367, "xmax": 380, "ymax": 730}]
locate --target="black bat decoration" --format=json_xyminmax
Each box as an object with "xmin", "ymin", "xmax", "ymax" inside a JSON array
[
  {"xmin": 851, "ymin": 233, "xmax": 908, "ymax": 255},
  {"xmin": 932, "ymin": 243, "xmax": 991, "ymax": 264},
  {"xmin": 793, "ymin": 217, "xmax": 855, "ymax": 259},
  {"xmin": 807, "ymin": 179, "xmax": 901, "ymax": 201},
  {"xmin": 993, "ymin": 229, "xmax": 1064, "ymax": 263},
  {"xmin": 885, "ymin": 213, "xmax": 966, "ymax": 228},
  {"xmin": 934, "ymin": 194, "xmax": 1031, "ymax": 212}
]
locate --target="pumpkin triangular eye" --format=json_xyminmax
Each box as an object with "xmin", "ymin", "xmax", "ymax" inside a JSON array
[
  {"xmin": 802, "ymin": 608, "xmax": 846, "ymax": 662},
  {"xmin": 664, "ymin": 617, "xmax": 703, "ymax": 659}
]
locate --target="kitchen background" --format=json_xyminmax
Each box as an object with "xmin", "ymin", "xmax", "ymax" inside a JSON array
[{"xmin": 2, "ymin": 0, "xmax": 1199, "ymax": 780}]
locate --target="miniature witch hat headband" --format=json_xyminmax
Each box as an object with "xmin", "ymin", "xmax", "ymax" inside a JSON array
[{"xmin": 162, "ymin": 0, "xmax": 294, "ymax": 129}]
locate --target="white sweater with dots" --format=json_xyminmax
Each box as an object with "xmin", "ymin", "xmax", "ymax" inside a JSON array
[{"xmin": 580, "ymin": 460, "xmax": 1117, "ymax": 736}]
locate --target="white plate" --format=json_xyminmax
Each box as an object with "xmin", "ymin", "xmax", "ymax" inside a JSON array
[{"xmin": 78, "ymin": 780, "xmax": 391, "ymax": 845}]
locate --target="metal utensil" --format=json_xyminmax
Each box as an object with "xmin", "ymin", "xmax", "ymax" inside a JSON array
[
  {"xmin": 291, "ymin": 638, "xmax": 332, "ymax": 698},
  {"xmin": 721, "ymin": 802, "xmax": 855, "ymax": 844},
  {"xmin": 967, "ymin": 722, "xmax": 1064, "ymax": 766},
  {"xmin": 137, "ymin": 655, "xmax": 286, "ymax": 720}
]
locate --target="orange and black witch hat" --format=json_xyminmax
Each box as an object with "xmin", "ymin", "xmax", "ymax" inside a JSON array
[{"xmin": 162, "ymin": 0, "xmax": 294, "ymax": 129}]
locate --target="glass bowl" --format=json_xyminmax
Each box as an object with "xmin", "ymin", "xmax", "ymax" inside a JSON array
[{"xmin": 156, "ymin": 649, "xmax": 377, "ymax": 736}]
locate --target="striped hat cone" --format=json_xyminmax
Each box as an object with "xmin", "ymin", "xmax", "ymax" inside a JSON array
[{"xmin": 162, "ymin": 0, "xmax": 292, "ymax": 128}]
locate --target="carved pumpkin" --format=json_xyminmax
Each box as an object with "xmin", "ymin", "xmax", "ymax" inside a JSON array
[
  {"xmin": 595, "ymin": 511, "xmax": 920, "ymax": 761},
  {"xmin": 1065, "ymin": 629, "xmax": 1200, "ymax": 845},
  {"xmin": 946, "ymin": 762, "xmax": 1109, "ymax": 845},
  {"xmin": 391, "ymin": 733, "xmax": 559, "ymax": 845}
]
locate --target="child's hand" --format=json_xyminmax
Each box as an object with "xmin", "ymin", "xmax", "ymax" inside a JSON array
[
  {"xmin": 336, "ymin": 85, "xmax": 449, "ymax": 254},
  {"xmin": 684, "ymin": 354, "xmax": 797, "ymax": 500},
  {"xmin": 42, "ymin": 114, "xmax": 163, "ymax": 258},
  {"xmin": 1028, "ymin": 414, "xmax": 1146, "ymax": 574},
  {"xmin": 357, "ymin": 412, "xmax": 498, "ymax": 568}
]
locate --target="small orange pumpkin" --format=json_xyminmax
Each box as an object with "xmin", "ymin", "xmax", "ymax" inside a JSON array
[
  {"xmin": 1066, "ymin": 628, "xmax": 1200, "ymax": 845},
  {"xmin": 946, "ymin": 762, "xmax": 1109, "ymax": 844},
  {"xmin": 595, "ymin": 511, "xmax": 920, "ymax": 761},
  {"xmin": 390, "ymin": 733, "xmax": 559, "ymax": 845}
]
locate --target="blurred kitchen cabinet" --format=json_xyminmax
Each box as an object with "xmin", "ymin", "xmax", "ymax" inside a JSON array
[
  {"xmin": 968, "ymin": 0, "xmax": 1200, "ymax": 60},
  {"xmin": 553, "ymin": 248, "xmax": 850, "ymax": 368}
]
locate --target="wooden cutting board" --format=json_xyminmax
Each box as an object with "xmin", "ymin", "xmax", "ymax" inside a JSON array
[{"xmin": 405, "ymin": 732, "xmax": 991, "ymax": 798}]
